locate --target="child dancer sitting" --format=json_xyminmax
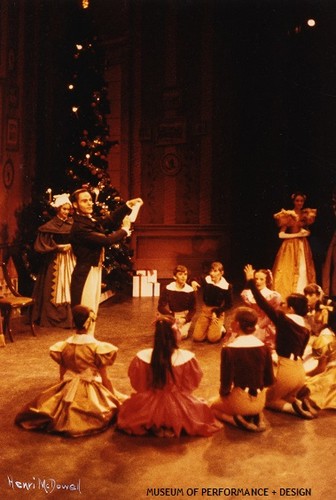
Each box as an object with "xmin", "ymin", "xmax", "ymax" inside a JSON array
[
  {"xmin": 117, "ymin": 316, "xmax": 222, "ymax": 437},
  {"xmin": 298, "ymin": 329, "xmax": 336, "ymax": 412},
  {"xmin": 211, "ymin": 307, "xmax": 274, "ymax": 432},
  {"xmin": 244, "ymin": 264, "xmax": 315, "ymax": 419},
  {"xmin": 241, "ymin": 268, "xmax": 282, "ymax": 351},
  {"xmin": 158, "ymin": 264, "xmax": 196, "ymax": 339},
  {"xmin": 15, "ymin": 305, "xmax": 126, "ymax": 437},
  {"xmin": 192, "ymin": 261, "xmax": 233, "ymax": 343},
  {"xmin": 304, "ymin": 283, "xmax": 336, "ymax": 336}
]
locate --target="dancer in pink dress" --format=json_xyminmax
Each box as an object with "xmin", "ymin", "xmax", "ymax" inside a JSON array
[
  {"xmin": 117, "ymin": 317, "xmax": 221, "ymax": 437},
  {"xmin": 241, "ymin": 268, "xmax": 282, "ymax": 351}
]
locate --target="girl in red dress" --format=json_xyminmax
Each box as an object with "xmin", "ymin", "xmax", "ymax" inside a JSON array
[{"xmin": 117, "ymin": 317, "xmax": 221, "ymax": 437}]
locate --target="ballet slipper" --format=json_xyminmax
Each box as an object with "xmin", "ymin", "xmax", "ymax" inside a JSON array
[
  {"xmin": 292, "ymin": 399, "xmax": 314, "ymax": 419},
  {"xmin": 233, "ymin": 415, "xmax": 259, "ymax": 432}
]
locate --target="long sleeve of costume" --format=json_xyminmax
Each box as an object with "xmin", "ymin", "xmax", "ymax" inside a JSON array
[
  {"xmin": 34, "ymin": 232, "xmax": 58, "ymax": 253},
  {"xmin": 34, "ymin": 216, "xmax": 73, "ymax": 254},
  {"xmin": 247, "ymin": 279, "xmax": 279, "ymax": 324},
  {"xmin": 185, "ymin": 294, "xmax": 196, "ymax": 322},
  {"xmin": 70, "ymin": 209, "xmax": 131, "ymax": 268},
  {"xmin": 158, "ymin": 288, "xmax": 174, "ymax": 316},
  {"xmin": 72, "ymin": 222, "xmax": 127, "ymax": 247},
  {"xmin": 247, "ymin": 279, "xmax": 310, "ymax": 358},
  {"xmin": 220, "ymin": 348, "xmax": 234, "ymax": 395},
  {"xmin": 99, "ymin": 203, "xmax": 131, "ymax": 232}
]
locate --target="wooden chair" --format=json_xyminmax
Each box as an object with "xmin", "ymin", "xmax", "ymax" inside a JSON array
[{"xmin": 0, "ymin": 261, "xmax": 36, "ymax": 342}]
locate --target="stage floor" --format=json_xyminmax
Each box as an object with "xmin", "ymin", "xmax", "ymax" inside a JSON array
[{"xmin": 1, "ymin": 294, "xmax": 334, "ymax": 499}]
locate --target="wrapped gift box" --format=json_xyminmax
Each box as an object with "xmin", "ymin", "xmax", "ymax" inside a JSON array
[
  {"xmin": 153, "ymin": 282, "xmax": 160, "ymax": 297},
  {"xmin": 133, "ymin": 270, "xmax": 160, "ymax": 297},
  {"xmin": 132, "ymin": 276, "xmax": 141, "ymax": 297},
  {"xmin": 147, "ymin": 270, "xmax": 157, "ymax": 283}
]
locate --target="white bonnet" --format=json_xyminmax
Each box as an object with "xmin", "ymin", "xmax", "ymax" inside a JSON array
[{"xmin": 51, "ymin": 193, "xmax": 72, "ymax": 208}]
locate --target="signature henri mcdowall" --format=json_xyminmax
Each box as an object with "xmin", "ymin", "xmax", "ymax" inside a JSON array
[{"xmin": 7, "ymin": 475, "xmax": 82, "ymax": 494}]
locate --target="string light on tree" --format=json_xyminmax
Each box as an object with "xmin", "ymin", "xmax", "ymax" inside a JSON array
[
  {"xmin": 13, "ymin": 2, "xmax": 135, "ymax": 294},
  {"xmin": 56, "ymin": 9, "xmax": 134, "ymax": 293}
]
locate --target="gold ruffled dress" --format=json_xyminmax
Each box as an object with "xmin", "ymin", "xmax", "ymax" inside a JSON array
[
  {"xmin": 15, "ymin": 334, "xmax": 121, "ymax": 437},
  {"xmin": 305, "ymin": 333, "xmax": 336, "ymax": 410},
  {"xmin": 272, "ymin": 208, "xmax": 316, "ymax": 299}
]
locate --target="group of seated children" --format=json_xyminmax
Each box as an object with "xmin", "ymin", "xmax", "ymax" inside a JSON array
[
  {"xmin": 158, "ymin": 261, "xmax": 233, "ymax": 343},
  {"xmin": 14, "ymin": 261, "xmax": 335, "ymax": 438}
]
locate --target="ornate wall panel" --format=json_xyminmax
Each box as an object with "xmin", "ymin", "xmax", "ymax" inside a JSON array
[
  {"xmin": 133, "ymin": 224, "xmax": 229, "ymax": 278},
  {"xmin": 103, "ymin": 1, "xmax": 232, "ymax": 277}
]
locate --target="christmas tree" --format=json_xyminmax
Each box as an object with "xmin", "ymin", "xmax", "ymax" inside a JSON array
[
  {"xmin": 65, "ymin": 14, "xmax": 134, "ymax": 295},
  {"xmin": 14, "ymin": 3, "xmax": 134, "ymax": 295},
  {"xmin": 66, "ymin": 38, "xmax": 117, "ymax": 192}
]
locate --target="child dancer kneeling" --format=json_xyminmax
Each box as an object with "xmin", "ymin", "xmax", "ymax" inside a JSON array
[
  {"xmin": 192, "ymin": 261, "xmax": 233, "ymax": 343},
  {"xmin": 158, "ymin": 264, "xmax": 196, "ymax": 339},
  {"xmin": 211, "ymin": 307, "xmax": 274, "ymax": 432},
  {"xmin": 244, "ymin": 264, "xmax": 315, "ymax": 419},
  {"xmin": 117, "ymin": 317, "xmax": 221, "ymax": 437},
  {"xmin": 15, "ymin": 305, "xmax": 125, "ymax": 437}
]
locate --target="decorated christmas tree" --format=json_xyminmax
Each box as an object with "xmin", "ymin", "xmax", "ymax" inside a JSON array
[
  {"xmin": 64, "ymin": 19, "xmax": 134, "ymax": 295},
  {"xmin": 14, "ymin": 3, "xmax": 134, "ymax": 295},
  {"xmin": 66, "ymin": 38, "xmax": 117, "ymax": 192}
]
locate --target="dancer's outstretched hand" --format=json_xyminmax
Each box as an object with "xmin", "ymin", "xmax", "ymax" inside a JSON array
[{"xmin": 244, "ymin": 264, "xmax": 255, "ymax": 281}]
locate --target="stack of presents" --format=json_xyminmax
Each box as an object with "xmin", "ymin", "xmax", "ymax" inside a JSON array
[{"xmin": 132, "ymin": 270, "xmax": 160, "ymax": 297}]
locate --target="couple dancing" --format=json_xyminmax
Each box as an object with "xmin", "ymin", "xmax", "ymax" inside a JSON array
[{"xmin": 33, "ymin": 188, "xmax": 143, "ymax": 334}]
